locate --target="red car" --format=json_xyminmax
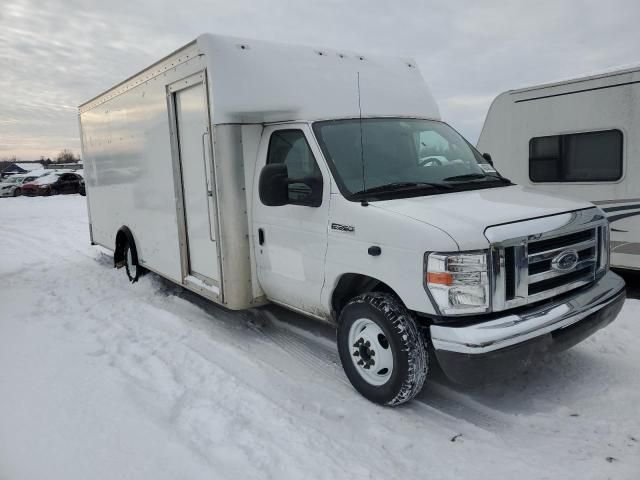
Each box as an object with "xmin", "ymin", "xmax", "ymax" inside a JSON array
[{"xmin": 21, "ymin": 172, "xmax": 83, "ymax": 196}]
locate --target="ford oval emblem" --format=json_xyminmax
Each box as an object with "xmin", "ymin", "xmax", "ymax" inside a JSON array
[{"xmin": 551, "ymin": 249, "xmax": 579, "ymax": 272}]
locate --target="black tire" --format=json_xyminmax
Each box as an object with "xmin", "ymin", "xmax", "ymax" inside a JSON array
[
  {"xmin": 124, "ymin": 241, "xmax": 140, "ymax": 283},
  {"xmin": 337, "ymin": 292, "xmax": 428, "ymax": 406},
  {"xmin": 13, "ymin": 188, "xmax": 21, "ymax": 197},
  {"xmin": 50, "ymin": 188, "xmax": 58, "ymax": 196}
]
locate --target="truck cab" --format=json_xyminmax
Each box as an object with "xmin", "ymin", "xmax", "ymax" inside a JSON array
[
  {"xmin": 79, "ymin": 34, "xmax": 626, "ymax": 406},
  {"xmin": 252, "ymin": 116, "xmax": 625, "ymax": 403}
]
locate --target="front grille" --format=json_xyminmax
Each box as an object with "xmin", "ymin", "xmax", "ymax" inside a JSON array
[
  {"xmin": 526, "ymin": 228, "xmax": 597, "ymax": 301},
  {"xmin": 491, "ymin": 214, "xmax": 608, "ymax": 311}
]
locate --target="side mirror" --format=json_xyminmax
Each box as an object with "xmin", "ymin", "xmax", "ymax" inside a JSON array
[
  {"xmin": 259, "ymin": 164, "xmax": 289, "ymax": 206},
  {"xmin": 482, "ymin": 152, "xmax": 493, "ymax": 166}
]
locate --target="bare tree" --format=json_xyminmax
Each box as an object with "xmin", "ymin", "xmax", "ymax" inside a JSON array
[{"xmin": 55, "ymin": 149, "xmax": 79, "ymax": 163}]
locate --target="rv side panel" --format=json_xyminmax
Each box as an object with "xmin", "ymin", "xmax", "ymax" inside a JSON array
[{"xmin": 478, "ymin": 70, "xmax": 640, "ymax": 270}]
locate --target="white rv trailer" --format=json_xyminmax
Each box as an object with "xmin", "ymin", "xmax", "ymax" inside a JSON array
[
  {"xmin": 477, "ymin": 65, "xmax": 640, "ymax": 271},
  {"xmin": 79, "ymin": 34, "xmax": 625, "ymax": 406}
]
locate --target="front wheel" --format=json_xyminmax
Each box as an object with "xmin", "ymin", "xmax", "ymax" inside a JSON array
[
  {"xmin": 13, "ymin": 188, "xmax": 21, "ymax": 197},
  {"xmin": 337, "ymin": 292, "xmax": 428, "ymax": 406}
]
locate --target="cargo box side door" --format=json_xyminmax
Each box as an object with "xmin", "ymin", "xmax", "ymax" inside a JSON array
[{"xmin": 168, "ymin": 72, "xmax": 222, "ymax": 296}]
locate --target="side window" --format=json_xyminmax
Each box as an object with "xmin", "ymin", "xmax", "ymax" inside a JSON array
[
  {"xmin": 267, "ymin": 129, "xmax": 323, "ymax": 206},
  {"xmin": 529, "ymin": 130, "xmax": 623, "ymax": 182}
]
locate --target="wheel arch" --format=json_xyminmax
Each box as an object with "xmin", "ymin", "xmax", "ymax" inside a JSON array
[
  {"xmin": 331, "ymin": 273, "xmax": 400, "ymax": 321},
  {"xmin": 114, "ymin": 226, "xmax": 138, "ymax": 268}
]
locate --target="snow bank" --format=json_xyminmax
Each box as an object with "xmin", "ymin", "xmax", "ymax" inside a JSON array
[{"xmin": 1, "ymin": 196, "xmax": 638, "ymax": 479}]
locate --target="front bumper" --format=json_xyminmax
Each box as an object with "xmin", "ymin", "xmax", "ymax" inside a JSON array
[{"xmin": 430, "ymin": 270, "xmax": 626, "ymax": 384}]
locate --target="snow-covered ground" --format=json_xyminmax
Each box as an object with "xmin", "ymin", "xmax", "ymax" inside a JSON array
[{"xmin": 1, "ymin": 195, "xmax": 639, "ymax": 480}]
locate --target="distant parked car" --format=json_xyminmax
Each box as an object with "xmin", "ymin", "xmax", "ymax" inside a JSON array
[
  {"xmin": 0, "ymin": 175, "xmax": 26, "ymax": 197},
  {"xmin": 0, "ymin": 171, "xmax": 47, "ymax": 197},
  {"xmin": 21, "ymin": 172, "xmax": 83, "ymax": 196}
]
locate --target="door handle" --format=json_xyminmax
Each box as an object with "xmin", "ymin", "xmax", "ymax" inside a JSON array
[
  {"xmin": 258, "ymin": 228, "xmax": 265, "ymax": 245},
  {"xmin": 202, "ymin": 129, "xmax": 216, "ymax": 241}
]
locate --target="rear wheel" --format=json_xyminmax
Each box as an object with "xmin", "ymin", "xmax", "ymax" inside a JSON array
[
  {"xmin": 13, "ymin": 188, "xmax": 21, "ymax": 197},
  {"xmin": 124, "ymin": 241, "xmax": 140, "ymax": 283},
  {"xmin": 337, "ymin": 292, "xmax": 428, "ymax": 406}
]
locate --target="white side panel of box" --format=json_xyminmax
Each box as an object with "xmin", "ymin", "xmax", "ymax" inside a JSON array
[{"xmin": 79, "ymin": 53, "xmax": 206, "ymax": 284}]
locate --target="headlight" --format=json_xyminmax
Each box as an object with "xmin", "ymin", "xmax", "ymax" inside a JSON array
[{"xmin": 424, "ymin": 251, "xmax": 490, "ymax": 315}]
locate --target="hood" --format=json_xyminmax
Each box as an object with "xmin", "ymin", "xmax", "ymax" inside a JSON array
[
  {"xmin": 32, "ymin": 175, "xmax": 59, "ymax": 185},
  {"xmin": 371, "ymin": 185, "xmax": 593, "ymax": 250}
]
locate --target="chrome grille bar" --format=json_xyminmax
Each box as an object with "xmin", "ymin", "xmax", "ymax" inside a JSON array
[
  {"xmin": 528, "ymin": 259, "xmax": 596, "ymax": 283},
  {"xmin": 527, "ymin": 238, "xmax": 596, "ymax": 264}
]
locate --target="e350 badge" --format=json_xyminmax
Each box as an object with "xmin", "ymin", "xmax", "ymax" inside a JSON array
[{"xmin": 331, "ymin": 223, "xmax": 355, "ymax": 233}]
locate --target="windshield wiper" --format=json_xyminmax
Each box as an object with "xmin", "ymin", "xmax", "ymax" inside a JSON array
[
  {"xmin": 443, "ymin": 173, "xmax": 512, "ymax": 183},
  {"xmin": 352, "ymin": 181, "xmax": 453, "ymax": 197}
]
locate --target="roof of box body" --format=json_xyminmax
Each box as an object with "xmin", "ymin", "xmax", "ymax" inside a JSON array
[{"xmin": 79, "ymin": 34, "xmax": 440, "ymax": 124}]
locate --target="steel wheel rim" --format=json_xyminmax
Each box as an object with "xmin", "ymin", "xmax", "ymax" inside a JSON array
[
  {"xmin": 348, "ymin": 318, "xmax": 393, "ymax": 386},
  {"xmin": 127, "ymin": 247, "xmax": 137, "ymax": 278}
]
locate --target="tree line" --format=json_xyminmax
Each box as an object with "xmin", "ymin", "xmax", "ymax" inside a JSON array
[{"xmin": 1, "ymin": 149, "xmax": 81, "ymax": 165}]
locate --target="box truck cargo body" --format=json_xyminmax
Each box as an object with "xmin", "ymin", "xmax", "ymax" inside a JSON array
[
  {"xmin": 477, "ymin": 66, "xmax": 640, "ymax": 271},
  {"xmin": 79, "ymin": 34, "xmax": 625, "ymax": 406}
]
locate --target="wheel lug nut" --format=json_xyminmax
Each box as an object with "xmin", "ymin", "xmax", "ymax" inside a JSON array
[
  {"xmin": 370, "ymin": 359, "xmax": 375, "ymax": 365},
  {"xmin": 365, "ymin": 341, "xmax": 370, "ymax": 347},
  {"xmin": 370, "ymin": 351, "xmax": 375, "ymax": 356},
  {"xmin": 364, "ymin": 364, "xmax": 370, "ymax": 369},
  {"xmin": 358, "ymin": 360, "xmax": 364, "ymax": 366}
]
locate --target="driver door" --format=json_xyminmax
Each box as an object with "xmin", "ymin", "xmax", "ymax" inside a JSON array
[{"xmin": 253, "ymin": 124, "xmax": 330, "ymax": 314}]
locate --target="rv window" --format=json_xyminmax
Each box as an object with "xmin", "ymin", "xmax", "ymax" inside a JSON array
[
  {"xmin": 267, "ymin": 129, "xmax": 323, "ymax": 206},
  {"xmin": 530, "ymin": 130, "xmax": 622, "ymax": 182}
]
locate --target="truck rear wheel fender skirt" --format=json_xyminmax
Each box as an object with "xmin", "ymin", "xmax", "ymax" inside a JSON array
[{"xmin": 337, "ymin": 292, "xmax": 429, "ymax": 406}]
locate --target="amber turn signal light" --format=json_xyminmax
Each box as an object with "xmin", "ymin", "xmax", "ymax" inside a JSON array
[{"xmin": 426, "ymin": 271, "xmax": 453, "ymax": 285}]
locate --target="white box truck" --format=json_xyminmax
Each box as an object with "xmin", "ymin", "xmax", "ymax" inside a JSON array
[
  {"xmin": 79, "ymin": 34, "xmax": 626, "ymax": 406},
  {"xmin": 478, "ymin": 65, "xmax": 640, "ymax": 271}
]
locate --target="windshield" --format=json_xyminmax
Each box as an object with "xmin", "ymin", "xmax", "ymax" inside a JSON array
[
  {"xmin": 313, "ymin": 118, "xmax": 508, "ymax": 199},
  {"xmin": 3, "ymin": 176, "xmax": 22, "ymax": 184}
]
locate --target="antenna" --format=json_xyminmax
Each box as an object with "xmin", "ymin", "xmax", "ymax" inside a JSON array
[{"xmin": 357, "ymin": 72, "xmax": 366, "ymax": 193}]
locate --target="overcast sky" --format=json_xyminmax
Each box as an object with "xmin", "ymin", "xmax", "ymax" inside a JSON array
[{"xmin": 1, "ymin": 0, "xmax": 640, "ymax": 160}]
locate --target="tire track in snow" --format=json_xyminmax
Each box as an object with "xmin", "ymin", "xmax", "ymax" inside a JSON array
[{"xmin": 255, "ymin": 310, "xmax": 351, "ymax": 388}]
